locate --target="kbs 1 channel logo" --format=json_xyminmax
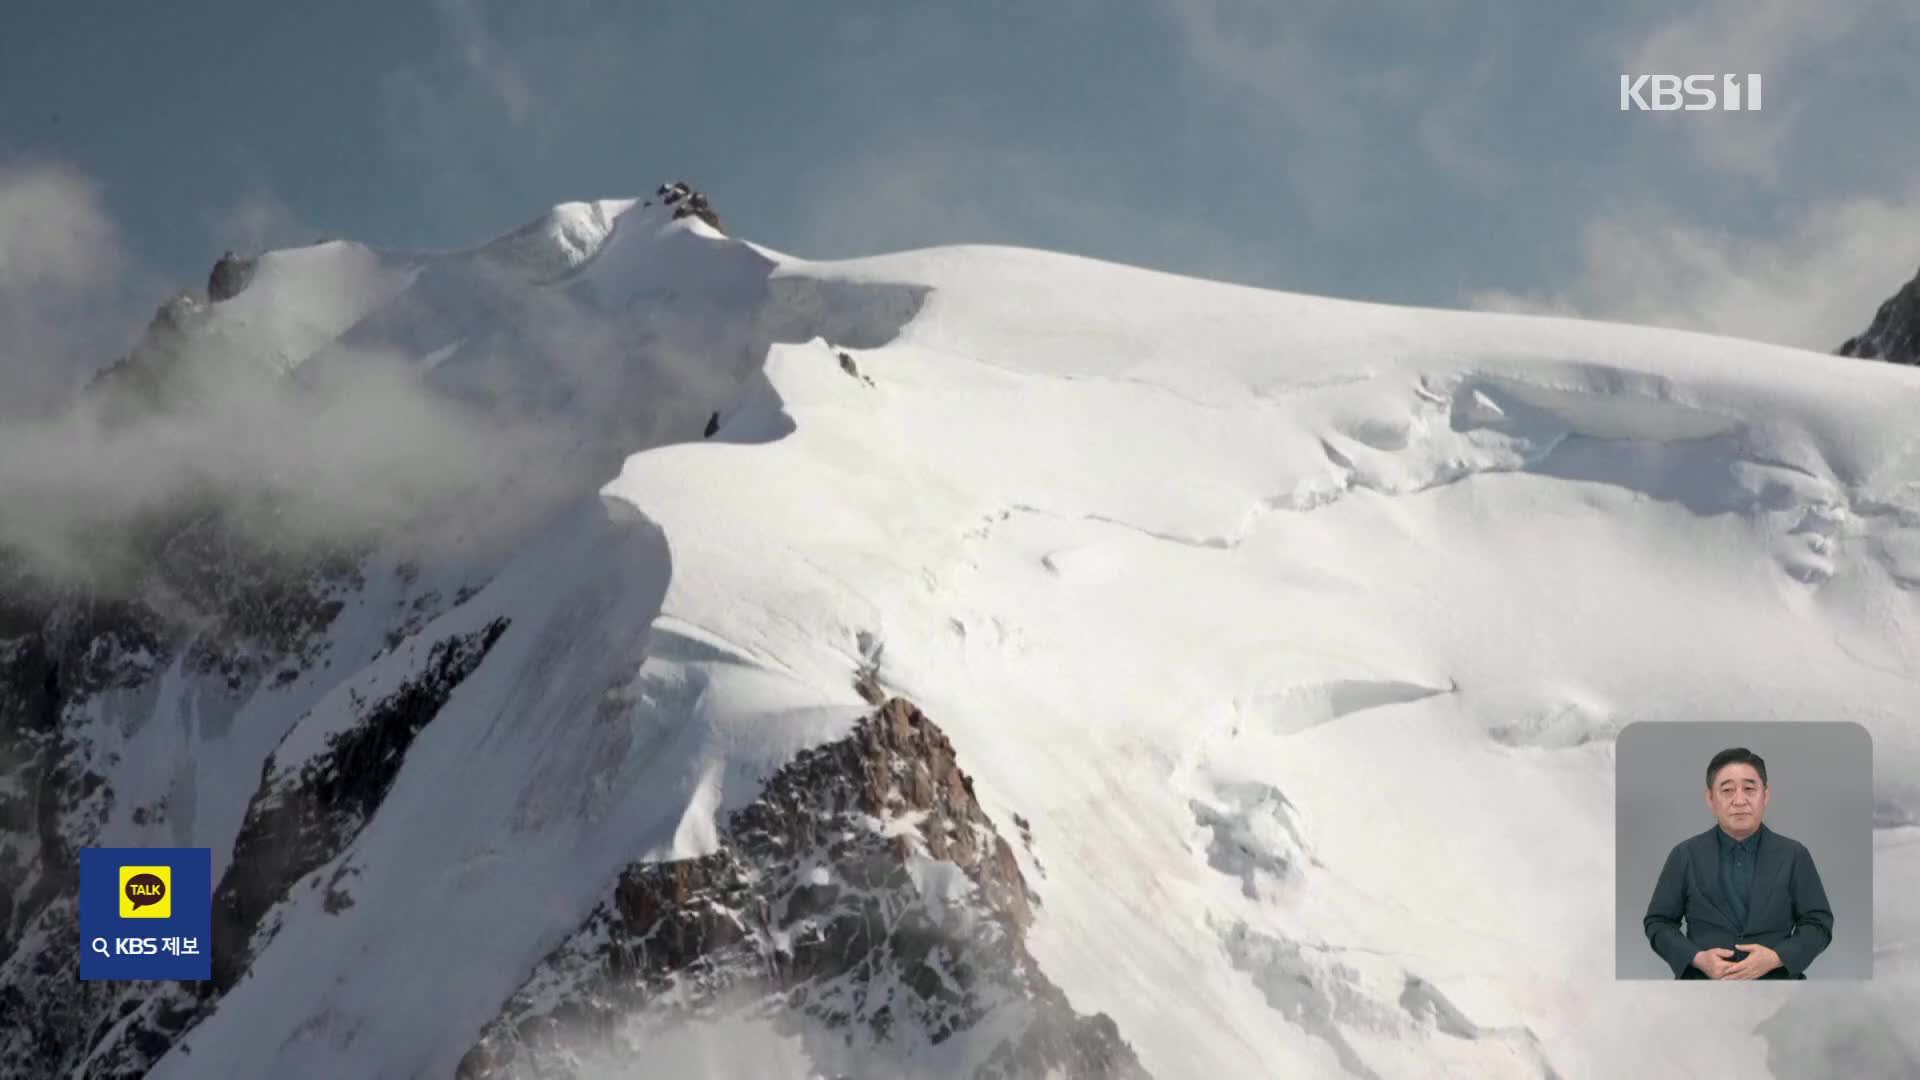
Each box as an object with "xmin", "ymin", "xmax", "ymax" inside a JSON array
[
  {"xmin": 79, "ymin": 848, "xmax": 213, "ymax": 981},
  {"xmin": 1620, "ymin": 73, "xmax": 1762, "ymax": 112}
]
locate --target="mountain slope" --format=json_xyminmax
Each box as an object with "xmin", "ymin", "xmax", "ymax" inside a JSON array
[{"xmin": 6, "ymin": 188, "xmax": 1920, "ymax": 1078}]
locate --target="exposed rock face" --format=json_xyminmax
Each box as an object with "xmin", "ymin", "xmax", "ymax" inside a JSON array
[
  {"xmin": 0, "ymin": 573, "xmax": 171, "ymax": 1080},
  {"xmin": 211, "ymin": 617, "xmax": 510, "ymax": 990},
  {"xmin": 207, "ymin": 250, "xmax": 257, "ymax": 302},
  {"xmin": 0, "ymin": 483, "xmax": 491, "ymax": 1077},
  {"xmin": 650, "ymin": 181, "xmax": 724, "ymax": 234},
  {"xmin": 457, "ymin": 696, "xmax": 1148, "ymax": 1080},
  {"xmin": 1839, "ymin": 263, "xmax": 1920, "ymax": 365},
  {"xmin": 20, "ymin": 612, "xmax": 508, "ymax": 1078}
]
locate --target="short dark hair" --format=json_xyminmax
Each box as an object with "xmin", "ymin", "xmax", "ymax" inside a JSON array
[{"xmin": 1707, "ymin": 747, "xmax": 1768, "ymax": 789}]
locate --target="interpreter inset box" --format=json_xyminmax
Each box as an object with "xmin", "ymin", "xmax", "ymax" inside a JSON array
[{"xmin": 1615, "ymin": 722, "xmax": 1871, "ymax": 980}]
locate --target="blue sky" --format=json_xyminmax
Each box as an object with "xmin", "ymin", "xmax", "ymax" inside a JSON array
[{"xmin": 4, "ymin": 0, "xmax": 1919, "ymax": 409}]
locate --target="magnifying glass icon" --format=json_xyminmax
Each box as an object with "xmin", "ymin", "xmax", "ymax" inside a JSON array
[{"xmin": 90, "ymin": 937, "xmax": 110, "ymax": 957}]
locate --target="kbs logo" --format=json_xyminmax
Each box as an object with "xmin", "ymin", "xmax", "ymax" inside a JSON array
[
  {"xmin": 119, "ymin": 865, "xmax": 171, "ymax": 918},
  {"xmin": 1620, "ymin": 74, "xmax": 1762, "ymax": 111}
]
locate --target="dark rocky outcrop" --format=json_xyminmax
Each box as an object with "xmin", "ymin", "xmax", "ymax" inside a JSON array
[
  {"xmin": 207, "ymin": 250, "xmax": 257, "ymax": 303},
  {"xmin": 836, "ymin": 349, "xmax": 874, "ymax": 387},
  {"xmin": 649, "ymin": 181, "xmax": 724, "ymax": 234},
  {"xmin": 457, "ymin": 695, "xmax": 1148, "ymax": 1080},
  {"xmin": 1838, "ymin": 262, "xmax": 1920, "ymax": 365}
]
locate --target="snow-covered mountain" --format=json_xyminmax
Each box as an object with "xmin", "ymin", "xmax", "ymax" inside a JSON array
[{"xmin": 5, "ymin": 181, "xmax": 1920, "ymax": 1078}]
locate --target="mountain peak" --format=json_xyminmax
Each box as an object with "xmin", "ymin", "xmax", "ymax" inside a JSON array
[
  {"xmin": 470, "ymin": 181, "xmax": 725, "ymax": 285},
  {"xmin": 646, "ymin": 179, "xmax": 724, "ymax": 233}
]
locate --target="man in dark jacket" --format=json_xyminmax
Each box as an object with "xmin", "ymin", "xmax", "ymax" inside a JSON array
[{"xmin": 1643, "ymin": 746, "xmax": 1835, "ymax": 979}]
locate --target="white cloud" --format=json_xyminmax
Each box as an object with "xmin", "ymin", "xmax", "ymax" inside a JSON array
[
  {"xmin": 1153, "ymin": 0, "xmax": 1333, "ymax": 117},
  {"xmin": 1614, "ymin": 0, "xmax": 1919, "ymax": 183},
  {"xmin": 0, "ymin": 161, "xmax": 135, "ymax": 417},
  {"xmin": 0, "ymin": 161, "xmax": 120, "ymax": 292},
  {"xmin": 1467, "ymin": 186, "xmax": 1920, "ymax": 351}
]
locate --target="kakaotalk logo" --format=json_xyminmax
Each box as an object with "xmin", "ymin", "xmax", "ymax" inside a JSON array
[
  {"xmin": 119, "ymin": 865, "xmax": 172, "ymax": 919},
  {"xmin": 1620, "ymin": 74, "xmax": 1763, "ymax": 111}
]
